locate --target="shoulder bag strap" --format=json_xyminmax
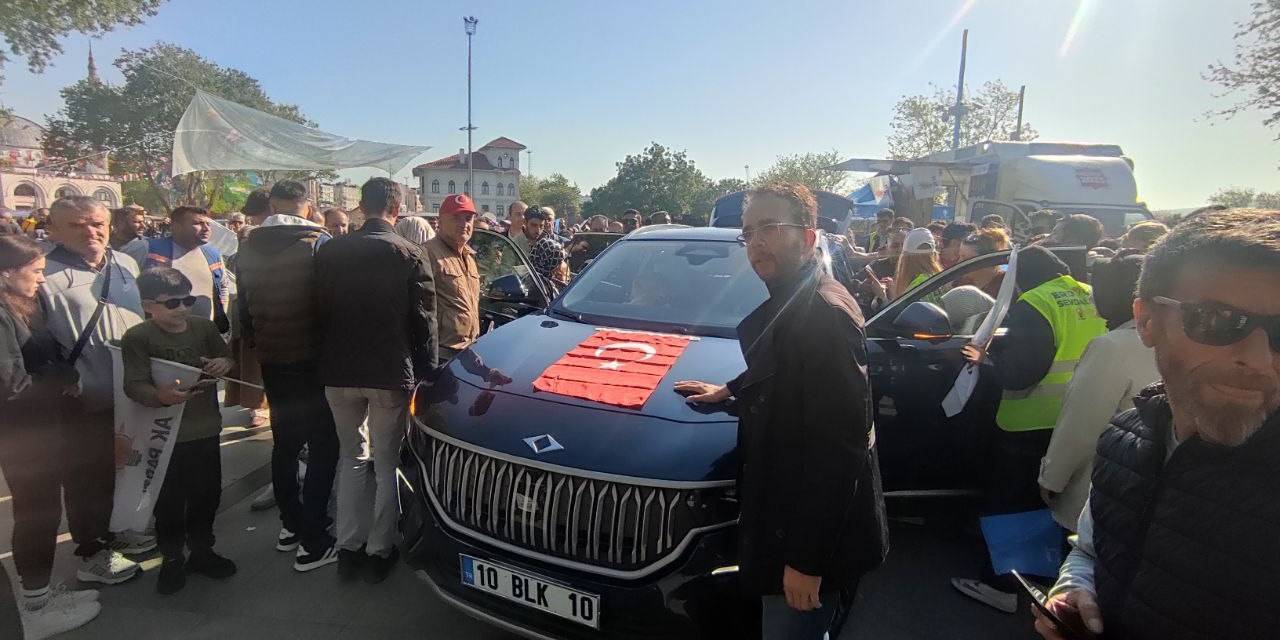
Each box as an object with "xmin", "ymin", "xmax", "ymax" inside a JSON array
[{"xmin": 67, "ymin": 252, "xmax": 113, "ymax": 366}]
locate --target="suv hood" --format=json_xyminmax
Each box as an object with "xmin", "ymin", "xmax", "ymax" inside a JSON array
[{"xmin": 454, "ymin": 315, "xmax": 743, "ymax": 424}]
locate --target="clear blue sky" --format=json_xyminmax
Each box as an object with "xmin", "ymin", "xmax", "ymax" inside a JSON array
[{"xmin": 3, "ymin": 0, "xmax": 1278, "ymax": 209}]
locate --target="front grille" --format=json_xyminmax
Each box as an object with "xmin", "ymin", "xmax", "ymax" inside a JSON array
[{"xmin": 413, "ymin": 427, "xmax": 734, "ymax": 573}]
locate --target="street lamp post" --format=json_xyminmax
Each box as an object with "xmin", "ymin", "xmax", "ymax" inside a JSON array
[{"xmin": 462, "ymin": 16, "xmax": 479, "ymax": 196}]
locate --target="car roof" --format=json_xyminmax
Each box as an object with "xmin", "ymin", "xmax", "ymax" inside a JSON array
[{"xmin": 625, "ymin": 224, "xmax": 740, "ymax": 242}]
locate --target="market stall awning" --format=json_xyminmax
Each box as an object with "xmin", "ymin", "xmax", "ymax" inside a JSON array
[{"xmin": 171, "ymin": 90, "xmax": 430, "ymax": 176}]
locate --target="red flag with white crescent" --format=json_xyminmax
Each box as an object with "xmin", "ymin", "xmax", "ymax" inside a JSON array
[{"xmin": 532, "ymin": 329, "xmax": 693, "ymax": 409}]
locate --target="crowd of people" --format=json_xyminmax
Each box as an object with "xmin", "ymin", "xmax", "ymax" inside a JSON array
[{"xmin": 0, "ymin": 177, "xmax": 1276, "ymax": 640}]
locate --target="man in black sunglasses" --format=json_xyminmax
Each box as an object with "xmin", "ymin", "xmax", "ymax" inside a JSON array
[{"xmin": 1036, "ymin": 207, "xmax": 1280, "ymax": 640}]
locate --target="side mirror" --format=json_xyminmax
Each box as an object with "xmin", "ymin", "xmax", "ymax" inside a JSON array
[
  {"xmin": 485, "ymin": 274, "xmax": 534, "ymax": 303},
  {"xmin": 892, "ymin": 301, "xmax": 953, "ymax": 339}
]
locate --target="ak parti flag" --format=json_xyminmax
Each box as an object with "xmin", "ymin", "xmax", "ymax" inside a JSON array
[{"xmin": 532, "ymin": 330, "xmax": 693, "ymax": 409}]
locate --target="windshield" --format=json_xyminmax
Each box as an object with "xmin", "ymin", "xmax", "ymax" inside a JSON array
[{"xmin": 555, "ymin": 239, "xmax": 766, "ymax": 336}]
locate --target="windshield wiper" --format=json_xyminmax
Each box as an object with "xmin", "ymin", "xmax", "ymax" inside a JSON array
[{"xmin": 548, "ymin": 307, "xmax": 584, "ymax": 323}]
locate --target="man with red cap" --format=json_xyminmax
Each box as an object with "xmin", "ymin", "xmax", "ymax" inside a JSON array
[{"xmin": 424, "ymin": 194, "xmax": 481, "ymax": 358}]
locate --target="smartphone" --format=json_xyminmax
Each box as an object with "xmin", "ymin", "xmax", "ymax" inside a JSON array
[{"xmin": 1012, "ymin": 570, "xmax": 1092, "ymax": 638}]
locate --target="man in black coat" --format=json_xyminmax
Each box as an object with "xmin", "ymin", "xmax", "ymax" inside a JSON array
[
  {"xmin": 314, "ymin": 177, "xmax": 437, "ymax": 585},
  {"xmin": 677, "ymin": 182, "xmax": 888, "ymax": 639},
  {"xmin": 1035, "ymin": 207, "xmax": 1280, "ymax": 640}
]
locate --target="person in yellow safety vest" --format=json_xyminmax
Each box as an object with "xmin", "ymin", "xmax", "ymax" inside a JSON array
[
  {"xmin": 951, "ymin": 245, "xmax": 1107, "ymax": 614},
  {"xmin": 865, "ymin": 208, "xmax": 896, "ymax": 252}
]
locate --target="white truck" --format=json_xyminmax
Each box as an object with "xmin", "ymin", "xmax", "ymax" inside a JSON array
[{"xmin": 834, "ymin": 140, "xmax": 1153, "ymax": 237}]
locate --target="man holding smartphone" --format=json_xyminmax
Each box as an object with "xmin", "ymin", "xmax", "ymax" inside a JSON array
[{"xmin": 1035, "ymin": 207, "xmax": 1280, "ymax": 640}]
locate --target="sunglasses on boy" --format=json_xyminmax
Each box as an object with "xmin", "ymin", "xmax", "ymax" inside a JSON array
[
  {"xmin": 146, "ymin": 296, "xmax": 198, "ymax": 310},
  {"xmin": 1152, "ymin": 296, "xmax": 1280, "ymax": 352}
]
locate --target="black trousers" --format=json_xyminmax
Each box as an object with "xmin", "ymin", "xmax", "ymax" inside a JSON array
[
  {"xmin": 59, "ymin": 403, "xmax": 116, "ymax": 559},
  {"xmin": 0, "ymin": 414, "xmax": 63, "ymax": 589},
  {"xmin": 980, "ymin": 427, "xmax": 1056, "ymax": 586},
  {"xmin": 155, "ymin": 437, "xmax": 221, "ymax": 558},
  {"xmin": 261, "ymin": 362, "xmax": 339, "ymax": 551}
]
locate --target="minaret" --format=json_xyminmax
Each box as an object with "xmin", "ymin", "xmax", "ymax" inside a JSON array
[{"xmin": 87, "ymin": 43, "xmax": 100, "ymax": 83}]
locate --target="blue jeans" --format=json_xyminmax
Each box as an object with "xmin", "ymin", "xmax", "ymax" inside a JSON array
[{"xmin": 761, "ymin": 592, "xmax": 837, "ymax": 640}]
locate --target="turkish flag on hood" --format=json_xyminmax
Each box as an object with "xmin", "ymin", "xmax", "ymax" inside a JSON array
[{"xmin": 532, "ymin": 330, "xmax": 693, "ymax": 409}]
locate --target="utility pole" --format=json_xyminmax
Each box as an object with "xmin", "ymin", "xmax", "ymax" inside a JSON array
[
  {"xmin": 526, "ymin": 150, "xmax": 532, "ymax": 178},
  {"xmin": 1012, "ymin": 84, "xmax": 1026, "ymax": 141},
  {"xmin": 950, "ymin": 29, "xmax": 969, "ymax": 152},
  {"xmin": 462, "ymin": 16, "xmax": 479, "ymax": 195}
]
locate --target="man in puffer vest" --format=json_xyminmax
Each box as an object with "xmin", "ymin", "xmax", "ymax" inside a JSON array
[{"xmin": 1036, "ymin": 207, "xmax": 1280, "ymax": 640}]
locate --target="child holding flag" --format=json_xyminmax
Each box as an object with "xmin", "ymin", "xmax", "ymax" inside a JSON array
[{"xmin": 120, "ymin": 267, "xmax": 237, "ymax": 594}]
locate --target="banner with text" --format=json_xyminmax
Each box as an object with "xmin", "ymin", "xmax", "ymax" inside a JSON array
[{"xmin": 108, "ymin": 346, "xmax": 201, "ymax": 533}]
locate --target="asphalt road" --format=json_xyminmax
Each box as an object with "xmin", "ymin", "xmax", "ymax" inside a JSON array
[{"xmin": 0, "ymin": 420, "xmax": 1038, "ymax": 639}]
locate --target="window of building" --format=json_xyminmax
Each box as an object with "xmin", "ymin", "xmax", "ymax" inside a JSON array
[
  {"xmin": 432, "ymin": 203, "xmax": 440, "ymax": 213},
  {"xmin": 92, "ymin": 188, "xmax": 116, "ymax": 207},
  {"xmin": 507, "ymin": 183, "xmax": 515, "ymax": 197},
  {"xmin": 447, "ymin": 180, "xmax": 456, "ymax": 194},
  {"xmin": 499, "ymin": 204, "xmax": 506, "ymax": 216},
  {"xmin": 431, "ymin": 180, "xmax": 440, "ymax": 194},
  {"xmin": 464, "ymin": 181, "xmax": 470, "ymax": 194},
  {"xmin": 14, "ymin": 184, "xmax": 36, "ymax": 197},
  {"xmin": 481, "ymin": 181, "xmax": 489, "ymax": 195},
  {"xmin": 496, "ymin": 183, "xmax": 504, "ymax": 196},
  {"xmin": 54, "ymin": 186, "xmax": 78, "ymax": 199},
  {"xmin": 482, "ymin": 204, "xmax": 490, "ymax": 213}
]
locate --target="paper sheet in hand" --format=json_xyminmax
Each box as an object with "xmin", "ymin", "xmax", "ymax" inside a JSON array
[
  {"xmin": 942, "ymin": 247, "xmax": 1020, "ymax": 417},
  {"xmin": 108, "ymin": 346, "xmax": 202, "ymax": 532}
]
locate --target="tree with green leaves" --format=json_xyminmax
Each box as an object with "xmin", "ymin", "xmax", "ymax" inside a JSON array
[
  {"xmin": 44, "ymin": 42, "xmax": 326, "ymax": 212},
  {"xmin": 752, "ymin": 150, "xmax": 849, "ymax": 193},
  {"xmin": 0, "ymin": 0, "xmax": 165, "ymax": 89},
  {"xmin": 1208, "ymin": 186, "xmax": 1280, "ymax": 209},
  {"xmin": 583, "ymin": 143, "xmax": 716, "ymax": 218},
  {"xmin": 519, "ymin": 173, "xmax": 583, "ymax": 222},
  {"xmin": 1205, "ymin": 0, "xmax": 1280, "ymax": 142},
  {"xmin": 886, "ymin": 80, "xmax": 1038, "ymax": 159}
]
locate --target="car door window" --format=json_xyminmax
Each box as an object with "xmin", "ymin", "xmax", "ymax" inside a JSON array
[{"xmin": 470, "ymin": 230, "xmax": 536, "ymax": 292}]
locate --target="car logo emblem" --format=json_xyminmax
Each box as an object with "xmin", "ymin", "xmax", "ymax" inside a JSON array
[{"xmin": 523, "ymin": 434, "xmax": 563, "ymax": 454}]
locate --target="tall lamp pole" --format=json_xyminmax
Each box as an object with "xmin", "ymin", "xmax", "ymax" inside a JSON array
[{"xmin": 462, "ymin": 16, "xmax": 479, "ymax": 195}]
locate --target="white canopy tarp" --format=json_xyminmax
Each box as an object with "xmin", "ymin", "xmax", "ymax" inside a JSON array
[{"xmin": 171, "ymin": 90, "xmax": 429, "ymax": 176}]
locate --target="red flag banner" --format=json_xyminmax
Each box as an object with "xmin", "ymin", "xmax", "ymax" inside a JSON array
[{"xmin": 532, "ymin": 330, "xmax": 693, "ymax": 409}]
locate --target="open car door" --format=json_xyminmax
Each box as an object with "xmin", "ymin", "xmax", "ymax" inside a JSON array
[
  {"xmin": 469, "ymin": 229, "xmax": 550, "ymax": 330},
  {"xmin": 865, "ymin": 247, "xmax": 1086, "ymax": 497}
]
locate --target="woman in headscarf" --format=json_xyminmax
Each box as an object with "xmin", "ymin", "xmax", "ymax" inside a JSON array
[
  {"xmin": 529, "ymin": 235, "xmax": 569, "ymax": 296},
  {"xmin": 393, "ymin": 215, "xmax": 435, "ymax": 246},
  {"xmin": 0, "ymin": 235, "xmax": 100, "ymax": 636}
]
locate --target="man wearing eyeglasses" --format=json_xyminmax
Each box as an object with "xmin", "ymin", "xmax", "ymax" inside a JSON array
[
  {"xmin": 675, "ymin": 183, "xmax": 887, "ymax": 639},
  {"xmin": 1034, "ymin": 208, "xmax": 1280, "ymax": 640}
]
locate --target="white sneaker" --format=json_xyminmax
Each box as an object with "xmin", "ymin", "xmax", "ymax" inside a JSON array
[
  {"xmin": 109, "ymin": 530, "xmax": 158, "ymax": 555},
  {"xmin": 951, "ymin": 577, "xmax": 1018, "ymax": 614},
  {"xmin": 20, "ymin": 591, "xmax": 102, "ymax": 640},
  {"xmin": 47, "ymin": 584, "xmax": 99, "ymax": 605},
  {"xmin": 250, "ymin": 485, "xmax": 277, "ymax": 511},
  {"xmin": 77, "ymin": 549, "xmax": 140, "ymax": 585},
  {"xmin": 277, "ymin": 528, "xmax": 300, "ymax": 552}
]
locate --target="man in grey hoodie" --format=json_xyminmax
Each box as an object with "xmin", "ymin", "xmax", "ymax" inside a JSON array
[{"xmin": 40, "ymin": 196, "xmax": 146, "ymax": 585}]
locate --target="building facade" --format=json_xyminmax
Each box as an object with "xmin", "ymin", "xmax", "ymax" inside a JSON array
[
  {"xmin": 0, "ymin": 115, "xmax": 123, "ymax": 212},
  {"xmin": 413, "ymin": 137, "xmax": 525, "ymax": 218},
  {"xmin": 305, "ymin": 178, "xmax": 419, "ymax": 214}
]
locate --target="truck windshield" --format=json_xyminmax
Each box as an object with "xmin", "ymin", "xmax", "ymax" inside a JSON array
[{"xmin": 555, "ymin": 239, "xmax": 766, "ymax": 337}]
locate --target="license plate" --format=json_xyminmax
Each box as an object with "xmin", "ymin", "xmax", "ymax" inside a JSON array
[{"xmin": 460, "ymin": 554, "xmax": 600, "ymax": 629}]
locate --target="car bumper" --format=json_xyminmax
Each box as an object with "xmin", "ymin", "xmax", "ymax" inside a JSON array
[{"xmin": 398, "ymin": 444, "xmax": 755, "ymax": 640}]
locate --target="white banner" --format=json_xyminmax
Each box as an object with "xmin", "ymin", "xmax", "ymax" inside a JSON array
[
  {"xmin": 108, "ymin": 346, "xmax": 202, "ymax": 533},
  {"xmin": 942, "ymin": 246, "xmax": 1021, "ymax": 417}
]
